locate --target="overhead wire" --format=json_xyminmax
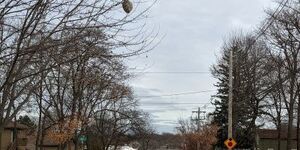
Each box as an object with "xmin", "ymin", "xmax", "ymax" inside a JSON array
[
  {"xmin": 133, "ymin": 1, "xmax": 289, "ymax": 101},
  {"xmin": 253, "ymin": 0, "xmax": 289, "ymax": 42},
  {"xmin": 141, "ymin": 102, "xmax": 212, "ymax": 105},
  {"xmin": 250, "ymin": 0, "xmax": 294, "ymax": 97},
  {"xmin": 228, "ymin": 0, "xmax": 290, "ymax": 99},
  {"xmin": 135, "ymin": 1, "xmax": 290, "ymax": 116},
  {"xmin": 130, "ymin": 71, "xmax": 210, "ymax": 74},
  {"xmin": 136, "ymin": 90, "xmax": 216, "ymax": 98}
]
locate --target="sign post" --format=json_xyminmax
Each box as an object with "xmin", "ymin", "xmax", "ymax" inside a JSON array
[{"xmin": 79, "ymin": 135, "xmax": 87, "ymax": 150}]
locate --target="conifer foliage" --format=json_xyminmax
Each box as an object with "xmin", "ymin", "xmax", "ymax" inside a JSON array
[{"xmin": 211, "ymin": 35, "xmax": 267, "ymax": 149}]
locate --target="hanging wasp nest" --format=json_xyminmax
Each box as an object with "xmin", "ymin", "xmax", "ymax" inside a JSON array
[{"xmin": 122, "ymin": 0, "xmax": 133, "ymax": 14}]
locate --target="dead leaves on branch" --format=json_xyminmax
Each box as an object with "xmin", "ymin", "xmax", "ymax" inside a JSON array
[
  {"xmin": 181, "ymin": 124, "xmax": 219, "ymax": 150},
  {"xmin": 46, "ymin": 117, "xmax": 83, "ymax": 144}
]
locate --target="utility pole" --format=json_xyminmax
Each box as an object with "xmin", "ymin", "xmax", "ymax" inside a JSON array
[
  {"xmin": 192, "ymin": 107, "xmax": 206, "ymax": 131},
  {"xmin": 228, "ymin": 48, "xmax": 233, "ymax": 139},
  {"xmin": 192, "ymin": 107, "xmax": 206, "ymax": 150}
]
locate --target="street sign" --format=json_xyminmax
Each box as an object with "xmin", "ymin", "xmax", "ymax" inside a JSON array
[
  {"xmin": 79, "ymin": 135, "xmax": 87, "ymax": 143},
  {"xmin": 224, "ymin": 138, "xmax": 237, "ymax": 149}
]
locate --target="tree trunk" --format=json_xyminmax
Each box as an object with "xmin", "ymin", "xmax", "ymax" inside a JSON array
[
  {"xmin": 0, "ymin": 127, "xmax": 3, "ymax": 150},
  {"xmin": 296, "ymin": 88, "xmax": 300, "ymax": 150},
  {"xmin": 277, "ymin": 123, "xmax": 281, "ymax": 150},
  {"xmin": 287, "ymin": 69, "xmax": 296, "ymax": 150},
  {"xmin": 13, "ymin": 116, "xmax": 18, "ymax": 150},
  {"xmin": 68, "ymin": 141, "xmax": 71, "ymax": 150},
  {"xmin": 297, "ymin": 101, "xmax": 300, "ymax": 150},
  {"xmin": 36, "ymin": 99, "xmax": 42, "ymax": 150},
  {"xmin": 36, "ymin": 114, "xmax": 41, "ymax": 150},
  {"xmin": 40, "ymin": 118, "xmax": 46, "ymax": 150},
  {"xmin": 145, "ymin": 139, "xmax": 150, "ymax": 150},
  {"xmin": 287, "ymin": 110, "xmax": 294, "ymax": 150},
  {"xmin": 74, "ymin": 137, "xmax": 78, "ymax": 150}
]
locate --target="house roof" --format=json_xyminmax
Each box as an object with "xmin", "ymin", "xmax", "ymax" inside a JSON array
[
  {"xmin": 257, "ymin": 128, "xmax": 297, "ymax": 140},
  {"xmin": 4, "ymin": 122, "xmax": 29, "ymax": 130}
]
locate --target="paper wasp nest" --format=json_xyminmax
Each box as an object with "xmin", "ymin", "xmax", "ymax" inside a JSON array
[{"xmin": 122, "ymin": 0, "xmax": 133, "ymax": 14}]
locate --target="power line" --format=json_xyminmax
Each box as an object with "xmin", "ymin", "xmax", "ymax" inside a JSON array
[
  {"xmin": 254, "ymin": 0, "xmax": 289, "ymax": 42},
  {"xmin": 140, "ymin": 97, "xmax": 212, "ymax": 100},
  {"xmin": 130, "ymin": 71, "xmax": 210, "ymax": 74},
  {"xmin": 136, "ymin": 90, "xmax": 216, "ymax": 98},
  {"xmin": 141, "ymin": 102, "xmax": 212, "ymax": 105},
  {"xmin": 243, "ymin": 0, "xmax": 290, "ymax": 98},
  {"xmin": 142, "ymin": 106, "xmax": 216, "ymax": 109}
]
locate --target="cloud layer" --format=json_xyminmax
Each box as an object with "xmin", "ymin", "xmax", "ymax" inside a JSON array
[{"xmin": 127, "ymin": 0, "xmax": 275, "ymax": 133}]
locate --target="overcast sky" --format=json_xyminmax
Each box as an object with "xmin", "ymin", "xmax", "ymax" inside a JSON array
[{"xmin": 126, "ymin": 0, "xmax": 276, "ymax": 133}]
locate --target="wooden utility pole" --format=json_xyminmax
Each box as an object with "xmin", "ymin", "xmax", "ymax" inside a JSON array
[
  {"xmin": 228, "ymin": 48, "xmax": 233, "ymax": 139},
  {"xmin": 192, "ymin": 107, "xmax": 206, "ymax": 131},
  {"xmin": 192, "ymin": 107, "xmax": 206, "ymax": 150}
]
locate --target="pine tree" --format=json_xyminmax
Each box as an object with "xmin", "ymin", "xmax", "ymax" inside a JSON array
[{"xmin": 211, "ymin": 35, "xmax": 266, "ymax": 149}]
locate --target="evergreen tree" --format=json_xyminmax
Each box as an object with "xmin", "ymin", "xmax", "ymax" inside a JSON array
[
  {"xmin": 211, "ymin": 35, "xmax": 267, "ymax": 149},
  {"xmin": 18, "ymin": 115, "xmax": 36, "ymax": 129}
]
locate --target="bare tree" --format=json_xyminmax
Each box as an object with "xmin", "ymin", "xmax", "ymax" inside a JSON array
[
  {"xmin": 38, "ymin": 29, "xmax": 138, "ymax": 149},
  {"xmin": 0, "ymin": 0, "xmax": 155, "ymax": 149},
  {"xmin": 263, "ymin": 1, "xmax": 300, "ymax": 149},
  {"xmin": 86, "ymin": 101, "xmax": 148, "ymax": 150},
  {"xmin": 176, "ymin": 118, "xmax": 218, "ymax": 150},
  {"xmin": 128, "ymin": 111, "xmax": 155, "ymax": 150}
]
